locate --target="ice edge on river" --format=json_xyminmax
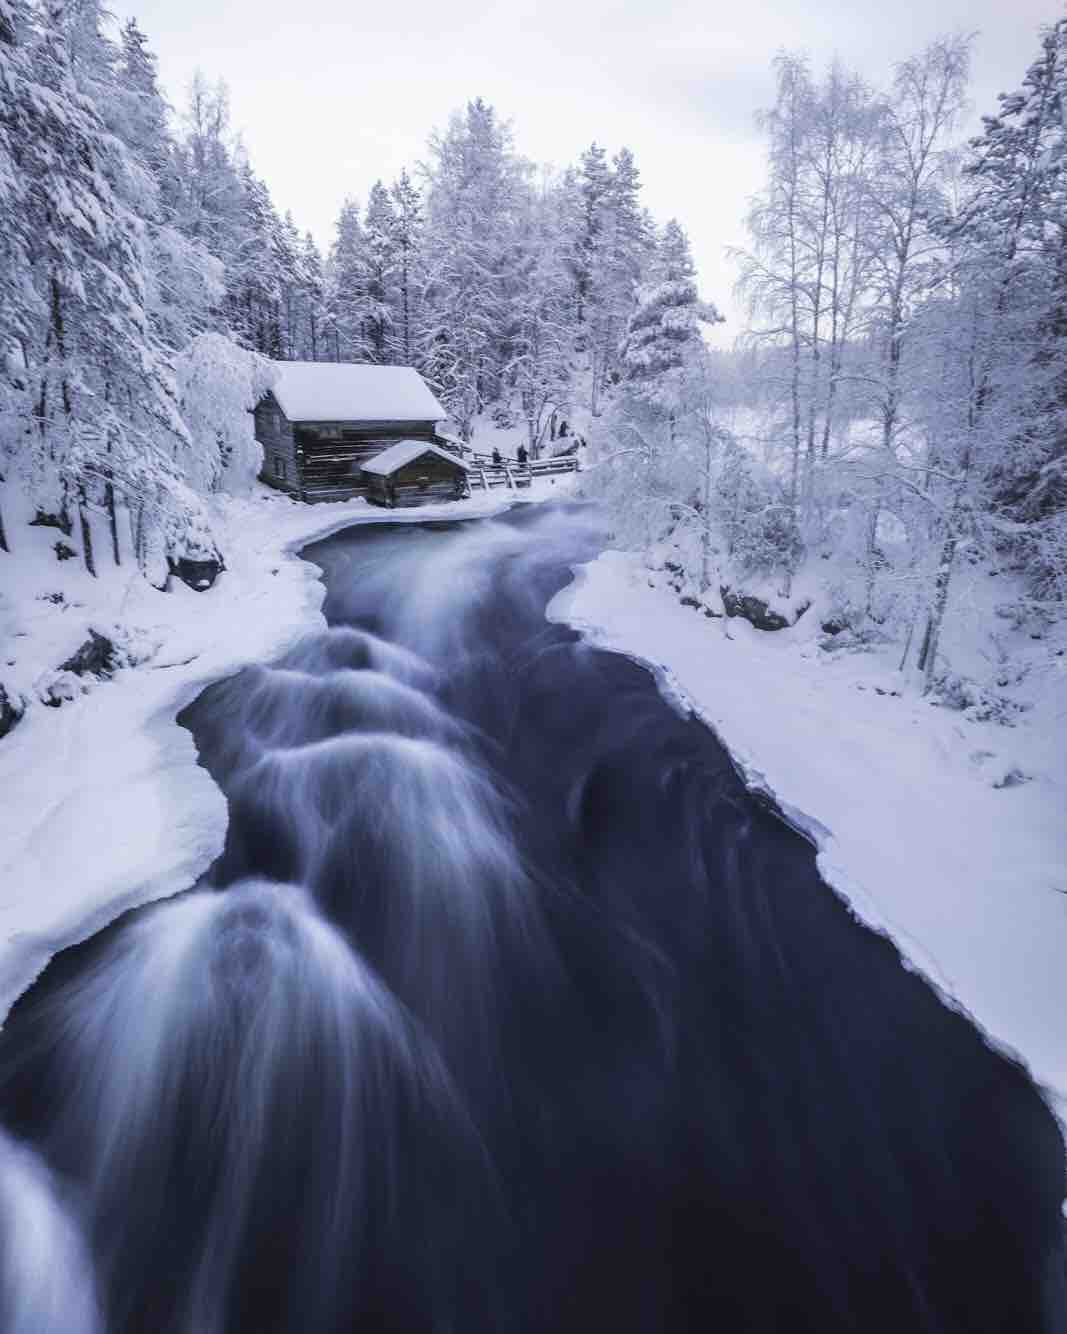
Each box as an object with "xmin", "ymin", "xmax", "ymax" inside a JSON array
[{"xmin": 549, "ymin": 554, "xmax": 1067, "ymax": 1133}]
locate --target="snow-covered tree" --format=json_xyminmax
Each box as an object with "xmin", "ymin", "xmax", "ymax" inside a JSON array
[
  {"xmin": 568, "ymin": 142, "xmax": 611, "ymax": 331},
  {"xmin": 420, "ymin": 98, "xmax": 526, "ymax": 438},
  {"xmin": 114, "ymin": 21, "xmax": 222, "ymax": 350},
  {"xmin": 509, "ymin": 177, "xmax": 572, "ymax": 454},
  {"xmin": 361, "ymin": 180, "xmax": 396, "ymax": 362},
  {"xmin": 175, "ymin": 332, "xmax": 275, "ymax": 494},
  {"xmin": 0, "ymin": 0, "xmax": 39, "ymax": 553},
  {"xmin": 228, "ymin": 163, "xmax": 284, "ymax": 355},
  {"xmin": 895, "ymin": 21, "xmax": 1067, "ymax": 688},
  {"xmin": 322, "ymin": 196, "xmax": 368, "ymax": 362},
  {"xmin": 622, "ymin": 220, "xmax": 719, "ymax": 398},
  {"xmin": 175, "ymin": 73, "xmax": 245, "ymax": 266},
  {"xmin": 584, "ymin": 146, "xmax": 652, "ymax": 414},
  {"xmin": 295, "ymin": 230, "xmax": 325, "ymax": 360},
  {"xmin": 389, "ymin": 169, "xmax": 422, "ymax": 366}
]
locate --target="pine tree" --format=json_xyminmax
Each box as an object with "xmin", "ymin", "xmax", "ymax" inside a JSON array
[
  {"xmin": 581, "ymin": 145, "xmax": 652, "ymax": 414},
  {"xmin": 323, "ymin": 196, "xmax": 369, "ymax": 362},
  {"xmin": 13, "ymin": 0, "xmax": 214, "ymax": 576},
  {"xmin": 362, "ymin": 180, "xmax": 396, "ymax": 362},
  {"xmin": 510, "ymin": 180, "xmax": 572, "ymax": 454},
  {"xmin": 0, "ymin": 0, "xmax": 38, "ymax": 553},
  {"xmin": 420, "ymin": 98, "xmax": 525, "ymax": 437},
  {"xmin": 275, "ymin": 209, "xmax": 304, "ymax": 358},
  {"xmin": 228, "ymin": 163, "xmax": 283, "ymax": 355},
  {"xmin": 114, "ymin": 21, "xmax": 221, "ymax": 350},
  {"xmin": 389, "ymin": 169, "xmax": 422, "ymax": 366},
  {"xmin": 569, "ymin": 142, "xmax": 611, "ymax": 329},
  {"xmin": 622, "ymin": 220, "xmax": 718, "ymax": 395},
  {"xmin": 297, "ymin": 230, "xmax": 325, "ymax": 360}
]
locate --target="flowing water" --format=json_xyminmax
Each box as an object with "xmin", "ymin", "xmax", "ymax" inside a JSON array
[{"xmin": 0, "ymin": 501, "xmax": 1064, "ymax": 1333}]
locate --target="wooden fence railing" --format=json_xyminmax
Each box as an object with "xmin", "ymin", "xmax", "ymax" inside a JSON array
[{"xmin": 466, "ymin": 453, "xmax": 580, "ymax": 492}]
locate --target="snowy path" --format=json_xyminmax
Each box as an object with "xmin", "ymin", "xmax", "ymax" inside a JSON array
[{"xmin": 551, "ymin": 550, "xmax": 1067, "ymax": 1105}]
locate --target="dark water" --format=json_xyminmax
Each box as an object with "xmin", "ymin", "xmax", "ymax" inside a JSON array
[{"xmin": 0, "ymin": 502, "xmax": 1064, "ymax": 1333}]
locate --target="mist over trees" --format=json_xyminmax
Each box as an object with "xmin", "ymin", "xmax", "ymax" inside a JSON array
[{"xmin": 588, "ymin": 22, "xmax": 1067, "ymax": 696}]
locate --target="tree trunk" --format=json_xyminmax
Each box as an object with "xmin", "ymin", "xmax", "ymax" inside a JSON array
[
  {"xmin": 105, "ymin": 478, "xmax": 120, "ymax": 566},
  {"xmin": 700, "ymin": 438, "xmax": 714, "ymax": 592},
  {"xmin": 863, "ymin": 500, "xmax": 880, "ymax": 617},
  {"xmin": 916, "ymin": 498, "xmax": 963, "ymax": 694},
  {"xmin": 133, "ymin": 502, "xmax": 147, "ymax": 575},
  {"xmin": 78, "ymin": 486, "xmax": 96, "ymax": 578}
]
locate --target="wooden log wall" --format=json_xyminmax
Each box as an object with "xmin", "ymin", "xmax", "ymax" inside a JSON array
[
  {"xmin": 298, "ymin": 421, "xmax": 440, "ymax": 502},
  {"xmin": 367, "ymin": 453, "xmax": 468, "ymax": 507},
  {"xmin": 254, "ymin": 396, "xmax": 300, "ymax": 496}
]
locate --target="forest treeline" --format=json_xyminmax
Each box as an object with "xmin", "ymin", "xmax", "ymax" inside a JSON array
[
  {"xmin": 0, "ymin": 0, "xmax": 702, "ymax": 578},
  {"xmin": 2, "ymin": 0, "xmax": 1065, "ymax": 700},
  {"xmin": 592, "ymin": 27, "xmax": 1067, "ymax": 696}
]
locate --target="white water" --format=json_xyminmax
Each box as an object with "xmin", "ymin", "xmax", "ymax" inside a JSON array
[
  {"xmin": 17, "ymin": 879, "xmax": 485, "ymax": 1332},
  {"xmin": 0, "ymin": 1131, "xmax": 100, "ymax": 1333}
]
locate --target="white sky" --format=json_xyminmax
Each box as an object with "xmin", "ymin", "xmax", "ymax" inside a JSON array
[{"xmin": 111, "ymin": 0, "xmax": 1063, "ymax": 339}]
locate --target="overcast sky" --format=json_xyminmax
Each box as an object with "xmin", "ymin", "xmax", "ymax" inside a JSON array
[{"xmin": 111, "ymin": 0, "xmax": 1063, "ymax": 338}]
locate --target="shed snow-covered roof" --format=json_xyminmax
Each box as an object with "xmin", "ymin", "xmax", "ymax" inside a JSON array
[
  {"xmin": 269, "ymin": 362, "xmax": 446, "ymax": 423},
  {"xmin": 360, "ymin": 441, "xmax": 469, "ymax": 477}
]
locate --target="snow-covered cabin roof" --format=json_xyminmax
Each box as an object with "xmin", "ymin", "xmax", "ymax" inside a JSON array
[
  {"xmin": 360, "ymin": 441, "xmax": 469, "ymax": 477},
  {"xmin": 268, "ymin": 362, "xmax": 446, "ymax": 424}
]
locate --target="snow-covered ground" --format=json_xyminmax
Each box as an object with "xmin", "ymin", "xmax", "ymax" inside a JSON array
[
  {"xmin": 0, "ymin": 480, "xmax": 564, "ymax": 1025},
  {"xmin": 551, "ymin": 549, "xmax": 1067, "ymax": 1112}
]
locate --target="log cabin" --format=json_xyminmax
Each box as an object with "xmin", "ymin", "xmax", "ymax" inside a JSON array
[
  {"xmin": 255, "ymin": 362, "xmax": 448, "ymax": 503},
  {"xmin": 361, "ymin": 441, "xmax": 470, "ymax": 507}
]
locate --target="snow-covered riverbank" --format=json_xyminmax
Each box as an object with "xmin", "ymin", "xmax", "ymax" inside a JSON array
[
  {"xmin": 551, "ymin": 549, "xmax": 1067, "ymax": 1107},
  {"xmin": 0, "ymin": 483, "xmax": 563, "ymax": 1025}
]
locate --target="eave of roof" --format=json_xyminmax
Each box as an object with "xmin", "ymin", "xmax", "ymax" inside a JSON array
[{"xmin": 360, "ymin": 440, "xmax": 469, "ymax": 476}]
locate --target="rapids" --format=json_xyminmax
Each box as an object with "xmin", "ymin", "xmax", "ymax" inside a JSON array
[{"xmin": 0, "ymin": 501, "xmax": 1064, "ymax": 1333}]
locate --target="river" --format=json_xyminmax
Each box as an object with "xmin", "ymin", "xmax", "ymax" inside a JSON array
[{"xmin": 0, "ymin": 501, "xmax": 1063, "ymax": 1333}]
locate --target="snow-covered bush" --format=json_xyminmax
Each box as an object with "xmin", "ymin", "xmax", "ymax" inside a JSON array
[
  {"xmin": 930, "ymin": 671, "xmax": 1029, "ymax": 724},
  {"xmin": 711, "ymin": 438, "xmax": 803, "ymax": 579},
  {"xmin": 175, "ymin": 334, "xmax": 276, "ymax": 496}
]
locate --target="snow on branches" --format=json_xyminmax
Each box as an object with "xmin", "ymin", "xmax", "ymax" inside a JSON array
[{"xmin": 176, "ymin": 334, "xmax": 275, "ymax": 496}]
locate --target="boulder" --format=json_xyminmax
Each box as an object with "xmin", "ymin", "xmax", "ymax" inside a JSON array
[
  {"xmin": 60, "ymin": 630, "xmax": 118, "ymax": 678},
  {"xmin": 0, "ymin": 684, "xmax": 22, "ymax": 740},
  {"xmin": 168, "ymin": 555, "xmax": 223, "ymax": 591},
  {"xmin": 720, "ymin": 585, "xmax": 810, "ymax": 633}
]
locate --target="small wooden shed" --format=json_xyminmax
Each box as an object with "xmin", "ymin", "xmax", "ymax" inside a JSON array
[
  {"xmin": 255, "ymin": 362, "xmax": 447, "ymax": 502},
  {"xmin": 361, "ymin": 441, "xmax": 470, "ymax": 507}
]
